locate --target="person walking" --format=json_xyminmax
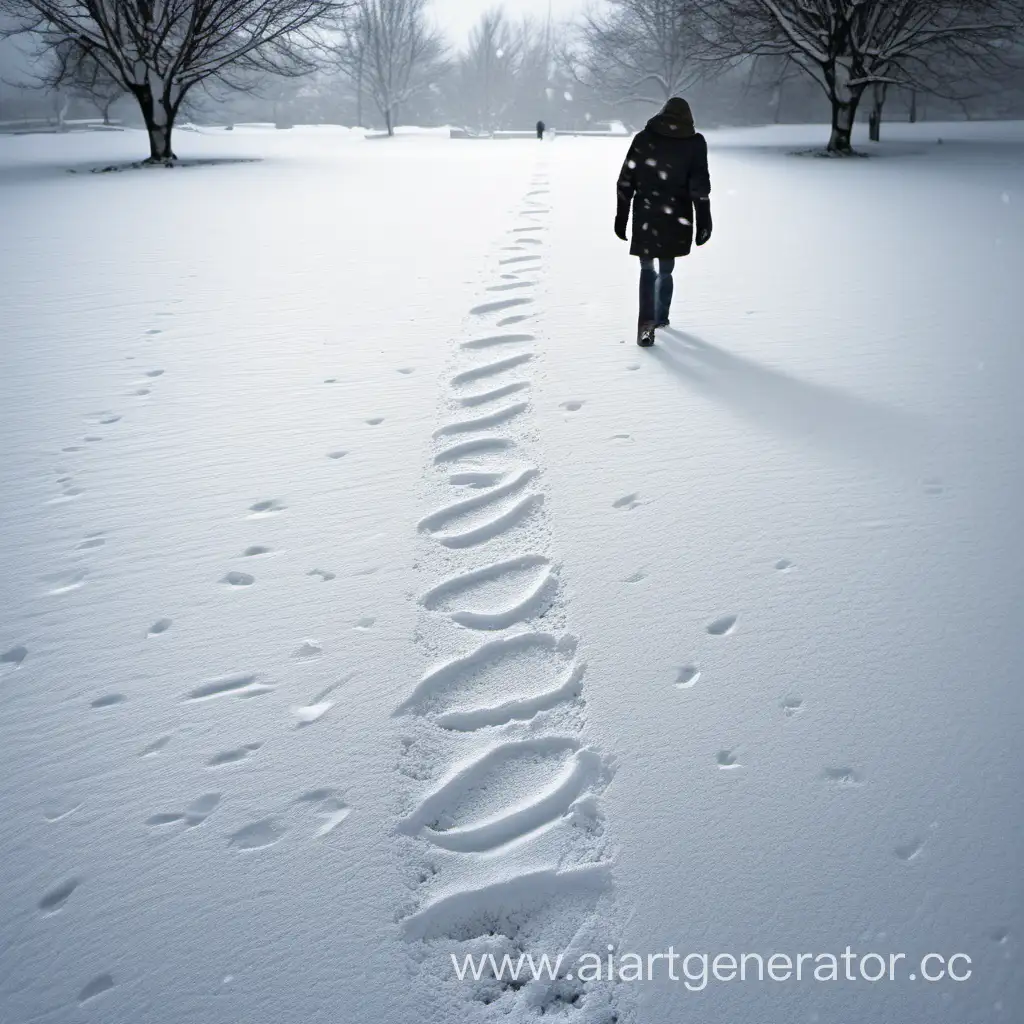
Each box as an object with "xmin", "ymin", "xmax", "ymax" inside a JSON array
[
  {"xmin": 536, "ymin": 120, "xmax": 546, "ymax": 140},
  {"xmin": 614, "ymin": 97, "xmax": 712, "ymax": 346}
]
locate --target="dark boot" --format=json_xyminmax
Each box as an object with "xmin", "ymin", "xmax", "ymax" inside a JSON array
[
  {"xmin": 655, "ymin": 262, "xmax": 674, "ymax": 327},
  {"xmin": 638, "ymin": 260, "xmax": 657, "ymax": 326},
  {"xmin": 637, "ymin": 321, "xmax": 656, "ymax": 347}
]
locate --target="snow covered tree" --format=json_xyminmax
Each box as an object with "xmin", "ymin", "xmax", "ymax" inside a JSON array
[
  {"xmin": 697, "ymin": 0, "xmax": 1024, "ymax": 152},
  {"xmin": 0, "ymin": 0, "xmax": 347, "ymax": 160},
  {"xmin": 568, "ymin": 0, "xmax": 707, "ymax": 107},
  {"xmin": 333, "ymin": 0, "xmax": 446, "ymax": 136}
]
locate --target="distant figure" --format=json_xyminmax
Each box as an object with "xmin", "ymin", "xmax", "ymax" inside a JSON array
[
  {"xmin": 615, "ymin": 97, "xmax": 712, "ymax": 347},
  {"xmin": 536, "ymin": 120, "xmax": 546, "ymax": 140}
]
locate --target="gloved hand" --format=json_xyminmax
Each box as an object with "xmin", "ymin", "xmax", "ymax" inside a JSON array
[
  {"xmin": 694, "ymin": 198, "xmax": 712, "ymax": 246},
  {"xmin": 614, "ymin": 214, "xmax": 628, "ymax": 241}
]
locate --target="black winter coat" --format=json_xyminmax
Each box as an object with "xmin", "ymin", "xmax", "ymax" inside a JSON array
[{"xmin": 616, "ymin": 114, "xmax": 711, "ymax": 259}]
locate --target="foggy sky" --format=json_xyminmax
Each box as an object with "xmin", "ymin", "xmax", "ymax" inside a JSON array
[{"xmin": 430, "ymin": 0, "xmax": 586, "ymax": 45}]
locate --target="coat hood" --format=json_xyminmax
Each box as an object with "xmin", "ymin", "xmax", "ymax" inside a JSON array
[{"xmin": 646, "ymin": 97, "xmax": 695, "ymax": 139}]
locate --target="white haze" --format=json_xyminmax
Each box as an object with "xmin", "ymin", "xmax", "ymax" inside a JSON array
[{"xmin": 430, "ymin": 0, "xmax": 586, "ymax": 43}]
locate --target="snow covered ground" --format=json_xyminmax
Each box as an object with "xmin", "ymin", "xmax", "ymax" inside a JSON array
[{"xmin": 1, "ymin": 121, "xmax": 1021, "ymax": 1024}]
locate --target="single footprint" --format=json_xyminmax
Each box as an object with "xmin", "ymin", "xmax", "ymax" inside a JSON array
[
  {"xmin": 184, "ymin": 793, "xmax": 222, "ymax": 826},
  {"xmin": 823, "ymin": 767, "xmax": 862, "ymax": 787},
  {"xmin": 355, "ymin": 616, "xmax": 376, "ymax": 629},
  {"xmin": 78, "ymin": 974, "xmax": 115, "ymax": 1004},
  {"xmin": 366, "ymin": 417, "xmax": 384, "ymax": 426},
  {"xmin": 44, "ymin": 570, "xmax": 88, "ymax": 596},
  {"xmin": 249, "ymin": 499, "xmax": 286, "ymax": 516},
  {"xmin": 145, "ymin": 369, "xmax": 164, "ymax": 377},
  {"xmin": 38, "ymin": 877, "xmax": 82, "ymax": 913},
  {"xmin": 623, "ymin": 570, "xmax": 647, "ymax": 584},
  {"xmin": 560, "ymin": 400, "xmax": 584, "ymax": 412},
  {"xmin": 307, "ymin": 568, "xmax": 336, "ymax": 582},
  {"xmin": 675, "ymin": 665, "xmax": 700, "ymax": 689},
  {"xmin": 297, "ymin": 791, "xmax": 352, "ymax": 836},
  {"xmin": 43, "ymin": 803, "xmax": 82, "ymax": 822},
  {"xmin": 324, "ymin": 378, "xmax": 337, "ymax": 384},
  {"xmin": 707, "ymin": 614, "xmax": 738, "ymax": 636},
  {"xmin": 397, "ymin": 367, "xmax": 415, "ymax": 374},
  {"xmin": 716, "ymin": 750, "xmax": 740, "ymax": 769},
  {"xmin": 90, "ymin": 693, "xmax": 127, "ymax": 708},
  {"xmin": 613, "ymin": 493, "xmax": 641, "ymax": 510},
  {"xmin": 293, "ymin": 640, "xmax": 323, "ymax": 660},
  {"xmin": 77, "ymin": 535, "xmax": 106, "ymax": 550},
  {"xmin": 775, "ymin": 559, "xmax": 794, "ymax": 571},
  {"xmin": 134, "ymin": 388, "xmax": 151, "ymax": 397},
  {"xmin": 229, "ymin": 819, "xmax": 285, "ymax": 850},
  {"xmin": 208, "ymin": 743, "xmax": 262, "ymax": 767},
  {"xmin": 147, "ymin": 618, "xmax": 172, "ymax": 636},
  {"xmin": 292, "ymin": 700, "xmax": 333, "ymax": 726},
  {"xmin": 781, "ymin": 696, "xmax": 804, "ymax": 716},
  {"xmin": 894, "ymin": 837, "xmax": 925, "ymax": 861},
  {"xmin": 146, "ymin": 811, "xmax": 185, "ymax": 827},
  {"xmin": 185, "ymin": 673, "xmax": 270, "ymax": 701},
  {"xmin": 626, "ymin": 363, "xmax": 640, "ymax": 371},
  {"xmin": 243, "ymin": 545, "xmax": 272, "ymax": 557},
  {"xmin": 140, "ymin": 735, "xmax": 172, "ymax": 757},
  {"xmin": 222, "ymin": 571, "xmax": 254, "ymax": 587},
  {"xmin": 327, "ymin": 450, "xmax": 347, "ymax": 459},
  {"xmin": 487, "ymin": 280, "xmax": 534, "ymax": 293},
  {"xmin": 1, "ymin": 645, "xmax": 28, "ymax": 668}
]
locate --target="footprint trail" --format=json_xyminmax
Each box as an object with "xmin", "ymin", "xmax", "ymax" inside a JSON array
[{"xmin": 397, "ymin": 161, "xmax": 625, "ymax": 1019}]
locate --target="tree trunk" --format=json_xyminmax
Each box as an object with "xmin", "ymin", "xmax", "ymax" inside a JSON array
[
  {"xmin": 825, "ymin": 60, "xmax": 862, "ymax": 153},
  {"xmin": 385, "ymin": 106, "xmax": 393, "ymax": 136},
  {"xmin": 56, "ymin": 91, "xmax": 70, "ymax": 131},
  {"xmin": 133, "ymin": 84, "xmax": 178, "ymax": 161},
  {"xmin": 909, "ymin": 89, "xmax": 917, "ymax": 123},
  {"xmin": 868, "ymin": 82, "xmax": 887, "ymax": 143},
  {"xmin": 356, "ymin": 63, "xmax": 363, "ymax": 128},
  {"xmin": 828, "ymin": 96, "xmax": 859, "ymax": 153}
]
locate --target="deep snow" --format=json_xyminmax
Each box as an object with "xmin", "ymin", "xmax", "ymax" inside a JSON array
[{"xmin": 0, "ymin": 121, "xmax": 1021, "ymax": 1024}]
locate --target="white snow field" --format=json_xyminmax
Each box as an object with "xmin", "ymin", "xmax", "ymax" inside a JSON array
[{"xmin": 1, "ymin": 121, "xmax": 1021, "ymax": 1024}]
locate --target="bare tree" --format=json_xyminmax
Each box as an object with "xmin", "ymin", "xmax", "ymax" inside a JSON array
[
  {"xmin": 568, "ymin": 0, "xmax": 706, "ymax": 107},
  {"xmin": 697, "ymin": 0, "xmax": 1024, "ymax": 152},
  {"xmin": 456, "ymin": 7, "xmax": 523, "ymax": 132},
  {"xmin": 334, "ymin": 0, "xmax": 446, "ymax": 136},
  {"xmin": 46, "ymin": 40, "xmax": 124, "ymax": 125},
  {"xmin": 0, "ymin": 0, "xmax": 347, "ymax": 160}
]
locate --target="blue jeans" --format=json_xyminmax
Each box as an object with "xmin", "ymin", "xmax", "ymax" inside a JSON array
[{"xmin": 639, "ymin": 257, "xmax": 675, "ymax": 325}]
